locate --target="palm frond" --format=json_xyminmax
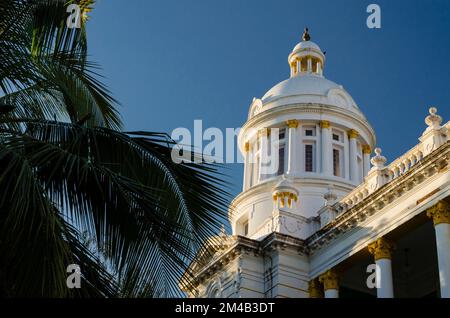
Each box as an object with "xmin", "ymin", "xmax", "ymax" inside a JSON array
[
  {"xmin": 0, "ymin": 0, "xmax": 122, "ymax": 129},
  {"xmin": 0, "ymin": 119, "xmax": 230, "ymax": 297},
  {"xmin": 0, "ymin": 138, "xmax": 118, "ymax": 297}
]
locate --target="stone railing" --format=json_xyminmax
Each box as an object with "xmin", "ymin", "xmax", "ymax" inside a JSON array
[
  {"xmin": 341, "ymin": 144, "xmax": 424, "ymax": 209},
  {"xmin": 385, "ymin": 144, "xmax": 424, "ymax": 182},
  {"xmin": 340, "ymin": 179, "xmax": 370, "ymax": 210},
  {"xmin": 319, "ymin": 108, "xmax": 449, "ymax": 227}
]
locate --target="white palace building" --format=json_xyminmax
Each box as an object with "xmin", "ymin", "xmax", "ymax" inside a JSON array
[{"xmin": 181, "ymin": 29, "xmax": 450, "ymax": 298}]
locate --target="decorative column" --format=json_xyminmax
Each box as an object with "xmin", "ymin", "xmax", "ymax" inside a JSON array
[
  {"xmin": 427, "ymin": 200, "xmax": 450, "ymax": 298},
  {"xmin": 308, "ymin": 278, "xmax": 323, "ymax": 298},
  {"xmin": 362, "ymin": 145, "xmax": 372, "ymax": 178},
  {"xmin": 319, "ymin": 270, "xmax": 339, "ymax": 298},
  {"xmin": 317, "ymin": 61, "xmax": 322, "ymax": 75},
  {"xmin": 286, "ymin": 120, "xmax": 299, "ymax": 176},
  {"xmin": 242, "ymin": 141, "xmax": 251, "ymax": 191},
  {"xmin": 348, "ymin": 129, "xmax": 359, "ymax": 182},
  {"xmin": 258, "ymin": 128, "xmax": 270, "ymax": 181},
  {"xmin": 368, "ymin": 237, "xmax": 395, "ymax": 298},
  {"xmin": 307, "ymin": 57, "xmax": 312, "ymax": 73},
  {"xmin": 296, "ymin": 58, "xmax": 301, "ymax": 74},
  {"xmin": 320, "ymin": 120, "xmax": 332, "ymax": 176}
]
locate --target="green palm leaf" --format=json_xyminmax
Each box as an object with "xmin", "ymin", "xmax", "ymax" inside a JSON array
[
  {"xmin": 0, "ymin": 119, "xmax": 230, "ymax": 296},
  {"xmin": 0, "ymin": 0, "xmax": 230, "ymax": 297}
]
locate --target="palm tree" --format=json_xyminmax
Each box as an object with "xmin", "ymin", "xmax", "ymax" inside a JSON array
[{"xmin": 0, "ymin": 0, "xmax": 229, "ymax": 297}]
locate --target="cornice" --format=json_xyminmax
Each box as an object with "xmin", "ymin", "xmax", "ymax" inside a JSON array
[
  {"xmin": 182, "ymin": 232, "xmax": 308, "ymax": 290},
  {"xmin": 260, "ymin": 232, "xmax": 309, "ymax": 254},
  {"xmin": 239, "ymin": 103, "xmax": 376, "ymax": 148},
  {"xmin": 306, "ymin": 141, "xmax": 450, "ymax": 253}
]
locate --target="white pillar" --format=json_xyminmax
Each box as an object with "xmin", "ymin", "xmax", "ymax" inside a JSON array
[
  {"xmin": 286, "ymin": 120, "xmax": 299, "ymax": 176},
  {"xmin": 348, "ymin": 129, "xmax": 359, "ymax": 182},
  {"xmin": 317, "ymin": 61, "xmax": 322, "ymax": 75},
  {"xmin": 368, "ymin": 237, "xmax": 395, "ymax": 298},
  {"xmin": 320, "ymin": 121, "xmax": 332, "ymax": 176},
  {"xmin": 258, "ymin": 128, "xmax": 270, "ymax": 181},
  {"xmin": 243, "ymin": 141, "xmax": 250, "ymax": 191},
  {"xmin": 324, "ymin": 289, "xmax": 339, "ymax": 298},
  {"xmin": 297, "ymin": 59, "xmax": 301, "ymax": 74},
  {"xmin": 377, "ymin": 259, "xmax": 394, "ymax": 298},
  {"xmin": 319, "ymin": 270, "xmax": 339, "ymax": 298},
  {"xmin": 435, "ymin": 224, "xmax": 450, "ymax": 298},
  {"xmin": 362, "ymin": 145, "xmax": 371, "ymax": 178},
  {"xmin": 307, "ymin": 58, "xmax": 312, "ymax": 73},
  {"xmin": 427, "ymin": 201, "xmax": 450, "ymax": 298}
]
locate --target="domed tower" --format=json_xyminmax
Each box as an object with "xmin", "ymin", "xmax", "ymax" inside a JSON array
[{"xmin": 232, "ymin": 29, "xmax": 376, "ymax": 240}]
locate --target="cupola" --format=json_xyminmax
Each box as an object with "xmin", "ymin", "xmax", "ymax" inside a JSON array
[{"xmin": 288, "ymin": 28, "xmax": 325, "ymax": 77}]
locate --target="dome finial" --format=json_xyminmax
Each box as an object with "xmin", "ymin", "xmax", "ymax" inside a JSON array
[{"xmin": 302, "ymin": 27, "xmax": 311, "ymax": 41}]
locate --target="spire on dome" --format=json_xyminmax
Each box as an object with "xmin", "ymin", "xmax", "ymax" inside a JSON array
[
  {"xmin": 302, "ymin": 27, "xmax": 311, "ymax": 41},
  {"xmin": 289, "ymin": 27, "xmax": 324, "ymax": 77}
]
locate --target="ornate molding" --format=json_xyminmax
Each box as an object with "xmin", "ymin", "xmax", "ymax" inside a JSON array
[
  {"xmin": 273, "ymin": 191, "xmax": 298, "ymax": 202},
  {"xmin": 347, "ymin": 129, "xmax": 359, "ymax": 139},
  {"xmin": 319, "ymin": 120, "xmax": 330, "ymax": 129},
  {"xmin": 182, "ymin": 232, "xmax": 309, "ymax": 292},
  {"xmin": 307, "ymin": 141, "xmax": 449, "ymax": 254},
  {"xmin": 260, "ymin": 232, "xmax": 309, "ymax": 255},
  {"xmin": 258, "ymin": 127, "xmax": 271, "ymax": 137},
  {"xmin": 244, "ymin": 141, "xmax": 250, "ymax": 152},
  {"xmin": 362, "ymin": 144, "xmax": 372, "ymax": 154},
  {"xmin": 239, "ymin": 103, "xmax": 376, "ymax": 147},
  {"xmin": 368, "ymin": 237, "xmax": 395, "ymax": 260},
  {"xmin": 319, "ymin": 269, "xmax": 339, "ymax": 291},
  {"xmin": 426, "ymin": 200, "xmax": 450, "ymax": 226},
  {"xmin": 286, "ymin": 119, "xmax": 299, "ymax": 128},
  {"xmin": 308, "ymin": 278, "xmax": 323, "ymax": 298}
]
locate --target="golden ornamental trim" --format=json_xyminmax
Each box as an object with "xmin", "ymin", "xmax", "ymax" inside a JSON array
[
  {"xmin": 347, "ymin": 129, "xmax": 359, "ymax": 139},
  {"xmin": 286, "ymin": 119, "xmax": 299, "ymax": 129},
  {"xmin": 427, "ymin": 200, "xmax": 450, "ymax": 226},
  {"xmin": 308, "ymin": 278, "xmax": 323, "ymax": 298},
  {"xmin": 319, "ymin": 270, "xmax": 339, "ymax": 291},
  {"xmin": 368, "ymin": 237, "xmax": 395, "ymax": 261},
  {"xmin": 258, "ymin": 128, "xmax": 271, "ymax": 138},
  {"xmin": 244, "ymin": 141, "xmax": 250, "ymax": 152},
  {"xmin": 362, "ymin": 145, "xmax": 372, "ymax": 154},
  {"xmin": 319, "ymin": 120, "xmax": 330, "ymax": 129}
]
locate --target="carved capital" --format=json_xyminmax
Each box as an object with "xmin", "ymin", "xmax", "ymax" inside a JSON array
[
  {"xmin": 368, "ymin": 237, "xmax": 395, "ymax": 261},
  {"xmin": 347, "ymin": 129, "xmax": 359, "ymax": 139},
  {"xmin": 319, "ymin": 270, "xmax": 339, "ymax": 291},
  {"xmin": 244, "ymin": 141, "xmax": 250, "ymax": 152},
  {"xmin": 319, "ymin": 120, "xmax": 330, "ymax": 129},
  {"xmin": 308, "ymin": 278, "xmax": 323, "ymax": 298},
  {"xmin": 362, "ymin": 145, "xmax": 372, "ymax": 154},
  {"xmin": 286, "ymin": 119, "xmax": 299, "ymax": 129},
  {"xmin": 427, "ymin": 200, "xmax": 450, "ymax": 226}
]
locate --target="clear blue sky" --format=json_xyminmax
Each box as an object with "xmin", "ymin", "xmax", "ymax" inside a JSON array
[{"xmin": 87, "ymin": 0, "xmax": 450, "ymax": 198}]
